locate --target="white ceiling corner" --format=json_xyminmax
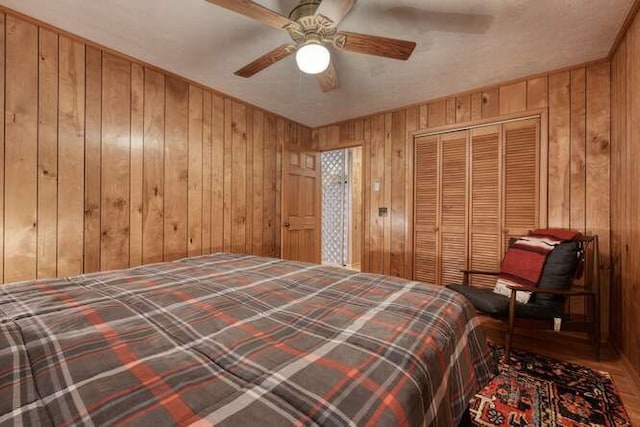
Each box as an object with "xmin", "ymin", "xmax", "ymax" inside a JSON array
[{"xmin": 0, "ymin": 0, "xmax": 632, "ymax": 127}]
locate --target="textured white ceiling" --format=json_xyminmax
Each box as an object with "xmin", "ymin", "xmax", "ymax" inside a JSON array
[{"xmin": 0, "ymin": 0, "xmax": 632, "ymax": 127}]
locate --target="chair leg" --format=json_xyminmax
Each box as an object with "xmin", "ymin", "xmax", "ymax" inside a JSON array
[
  {"xmin": 505, "ymin": 291, "xmax": 517, "ymax": 362},
  {"xmin": 593, "ymin": 295, "xmax": 601, "ymax": 362}
]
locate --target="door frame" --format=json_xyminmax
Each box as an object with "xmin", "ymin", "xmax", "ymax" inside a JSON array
[
  {"xmin": 408, "ymin": 108, "xmax": 549, "ymax": 280},
  {"xmin": 312, "ymin": 144, "xmax": 366, "ymax": 269}
]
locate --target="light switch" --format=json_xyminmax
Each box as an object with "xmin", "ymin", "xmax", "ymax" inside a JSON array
[{"xmin": 373, "ymin": 179, "xmax": 381, "ymax": 192}]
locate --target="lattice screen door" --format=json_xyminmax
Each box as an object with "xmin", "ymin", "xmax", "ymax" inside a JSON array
[{"xmin": 321, "ymin": 149, "xmax": 350, "ymax": 266}]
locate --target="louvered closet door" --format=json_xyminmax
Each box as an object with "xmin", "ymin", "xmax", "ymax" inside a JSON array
[
  {"xmin": 439, "ymin": 131, "xmax": 468, "ymax": 285},
  {"xmin": 469, "ymin": 125, "xmax": 502, "ymax": 288},
  {"xmin": 503, "ymin": 118, "xmax": 540, "ymax": 252},
  {"xmin": 413, "ymin": 135, "xmax": 439, "ymax": 283}
]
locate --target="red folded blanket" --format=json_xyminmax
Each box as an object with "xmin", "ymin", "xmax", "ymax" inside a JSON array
[{"xmin": 494, "ymin": 229, "xmax": 581, "ymax": 303}]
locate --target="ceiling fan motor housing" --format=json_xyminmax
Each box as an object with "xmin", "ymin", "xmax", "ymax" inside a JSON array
[
  {"xmin": 288, "ymin": 0, "xmax": 321, "ymax": 22},
  {"xmin": 285, "ymin": 0, "xmax": 345, "ymax": 49}
]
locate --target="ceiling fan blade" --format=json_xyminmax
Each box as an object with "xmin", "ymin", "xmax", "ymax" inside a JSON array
[
  {"xmin": 315, "ymin": 0, "xmax": 356, "ymax": 26},
  {"xmin": 234, "ymin": 44, "xmax": 296, "ymax": 78},
  {"xmin": 205, "ymin": 0, "xmax": 294, "ymax": 30},
  {"xmin": 338, "ymin": 31, "xmax": 416, "ymax": 61},
  {"xmin": 317, "ymin": 60, "xmax": 339, "ymax": 93}
]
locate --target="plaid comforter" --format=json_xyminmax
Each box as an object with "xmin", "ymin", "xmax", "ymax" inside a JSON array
[{"xmin": 0, "ymin": 253, "xmax": 496, "ymax": 426}]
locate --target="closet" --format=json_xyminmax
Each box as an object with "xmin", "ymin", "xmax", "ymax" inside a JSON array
[{"xmin": 413, "ymin": 117, "xmax": 542, "ymax": 288}]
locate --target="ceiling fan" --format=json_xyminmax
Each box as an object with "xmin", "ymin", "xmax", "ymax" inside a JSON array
[{"xmin": 205, "ymin": 0, "xmax": 417, "ymax": 92}]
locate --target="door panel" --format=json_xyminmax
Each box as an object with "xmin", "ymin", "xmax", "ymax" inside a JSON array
[
  {"xmin": 414, "ymin": 135, "xmax": 439, "ymax": 283},
  {"xmin": 282, "ymin": 147, "xmax": 321, "ymax": 263},
  {"xmin": 439, "ymin": 131, "xmax": 468, "ymax": 285},
  {"xmin": 469, "ymin": 125, "xmax": 502, "ymax": 288}
]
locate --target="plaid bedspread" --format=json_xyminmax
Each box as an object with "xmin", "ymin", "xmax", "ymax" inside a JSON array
[{"xmin": 0, "ymin": 253, "xmax": 496, "ymax": 426}]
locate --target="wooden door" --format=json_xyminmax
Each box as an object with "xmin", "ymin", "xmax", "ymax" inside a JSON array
[
  {"xmin": 281, "ymin": 145, "xmax": 321, "ymax": 263},
  {"xmin": 469, "ymin": 125, "xmax": 502, "ymax": 288},
  {"xmin": 414, "ymin": 135, "xmax": 440, "ymax": 283},
  {"xmin": 502, "ymin": 118, "xmax": 540, "ymax": 253},
  {"xmin": 439, "ymin": 130, "xmax": 469, "ymax": 285}
]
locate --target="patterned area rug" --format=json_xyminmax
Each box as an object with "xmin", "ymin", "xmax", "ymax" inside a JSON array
[{"xmin": 469, "ymin": 344, "xmax": 631, "ymax": 426}]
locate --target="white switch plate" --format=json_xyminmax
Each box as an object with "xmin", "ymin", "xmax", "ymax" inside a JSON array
[{"xmin": 373, "ymin": 179, "xmax": 381, "ymax": 192}]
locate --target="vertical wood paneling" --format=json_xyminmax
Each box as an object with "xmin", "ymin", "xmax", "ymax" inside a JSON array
[
  {"xmin": 527, "ymin": 76, "xmax": 549, "ymax": 109},
  {"xmin": 202, "ymin": 91, "xmax": 212, "ymax": 254},
  {"xmin": 482, "ymin": 88, "xmax": 500, "ymax": 118},
  {"xmin": 499, "ymin": 81, "xmax": 527, "ymax": 114},
  {"xmin": 211, "ymin": 94, "xmax": 225, "ymax": 252},
  {"xmin": 163, "ymin": 76, "xmax": 188, "ymax": 261},
  {"xmin": 223, "ymin": 98, "xmax": 232, "ymax": 252},
  {"xmin": 5, "ymin": 16, "xmax": 38, "ymax": 282},
  {"xmin": 456, "ymin": 95, "xmax": 471, "ymax": 123},
  {"xmin": 0, "ymin": 11, "xmax": 305, "ymax": 287},
  {"xmin": 0, "ymin": 14, "xmax": 5, "ymax": 282},
  {"xmin": 548, "ymin": 72, "xmax": 571, "ymax": 227},
  {"xmin": 585, "ymin": 62, "xmax": 611, "ymax": 336},
  {"xmin": 37, "ymin": 28, "xmax": 58, "ymax": 279},
  {"xmin": 142, "ymin": 69, "xmax": 165, "ymax": 264},
  {"xmin": 369, "ymin": 115, "xmax": 385, "ymax": 273},
  {"xmin": 232, "ymin": 103, "xmax": 248, "ymax": 254},
  {"xmin": 245, "ymin": 108, "xmax": 254, "ymax": 255},
  {"xmin": 100, "ymin": 54, "xmax": 130, "ymax": 271},
  {"xmin": 390, "ymin": 110, "xmax": 405, "ymax": 277},
  {"xmin": 570, "ymin": 68, "xmax": 587, "ymax": 232},
  {"xmin": 188, "ymin": 85, "xmax": 203, "ymax": 256},
  {"xmin": 57, "ymin": 36, "xmax": 85, "ymax": 276},
  {"xmin": 84, "ymin": 47, "xmax": 102, "ymax": 272},
  {"xmin": 253, "ymin": 110, "xmax": 265, "ymax": 255},
  {"xmin": 129, "ymin": 63, "xmax": 144, "ymax": 267},
  {"xmin": 611, "ymin": 7, "xmax": 640, "ymax": 376}
]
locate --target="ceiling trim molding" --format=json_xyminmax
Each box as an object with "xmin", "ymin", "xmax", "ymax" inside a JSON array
[
  {"xmin": 312, "ymin": 56, "xmax": 610, "ymax": 129},
  {"xmin": 609, "ymin": 0, "xmax": 640, "ymax": 58},
  {"xmin": 0, "ymin": 4, "xmax": 311, "ymax": 129}
]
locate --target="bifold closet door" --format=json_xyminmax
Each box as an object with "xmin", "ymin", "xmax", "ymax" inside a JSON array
[
  {"xmin": 413, "ymin": 135, "xmax": 439, "ymax": 284},
  {"xmin": 439, "ymin": 131, "xmax": 468, "ymax": 286},
  {"xmin": 469, "ymin": 125, "xmax": 502, "ymax": 288},
  {"xmin": 502, "ymin": 118, "xmax": 540, "ymax": 251}
]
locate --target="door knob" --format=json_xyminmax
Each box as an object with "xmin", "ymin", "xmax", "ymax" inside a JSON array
[{"xmin": 284, "ymin": 222, "xmax": 291, "ymax": 228}]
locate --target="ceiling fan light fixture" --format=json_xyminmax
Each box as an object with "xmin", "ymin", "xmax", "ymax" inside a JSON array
[{"xmin": 295, "ymin": 43, "xmax": 331, "ymax": 75}]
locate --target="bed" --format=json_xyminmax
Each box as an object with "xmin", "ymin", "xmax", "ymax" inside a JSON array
[{"xmin": 0, "ymin": 253, "xmax": 496, "ymax": 426}]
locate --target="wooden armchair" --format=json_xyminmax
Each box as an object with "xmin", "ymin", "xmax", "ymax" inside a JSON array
[{"xmin": 447, "ymin": 235, "xmax": 601, "ymax": 361}]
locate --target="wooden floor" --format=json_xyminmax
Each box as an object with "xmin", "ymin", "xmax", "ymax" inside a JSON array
[{"xmin": 480, "ymin": 317, "xmax": 640, "ymax": 425}]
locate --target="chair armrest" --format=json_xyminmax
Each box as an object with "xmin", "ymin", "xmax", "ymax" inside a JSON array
[
  {"xmin": 505, "ymin": 283, "xmax": 595, "ymax": 297},
  {"xmin": 460, "ymin": 269, "xmax": 500, "ymax": 286},
  {"xmin": 460, "ymin": 269, "xmax": 500, "ymax": 276}
]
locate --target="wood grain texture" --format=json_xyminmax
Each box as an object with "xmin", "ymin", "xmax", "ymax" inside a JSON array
[
  {"xmin": 340, "ymin": 31, "xmax": 416, "ymax": 61},
  {"xmin": 205, "ymin": 0, "xmax": 293, "ymax": 30},
  {"xmin": 234, "ymin": 43, "xmax": 294, "ymax": 78},
  {"xmin": 57, "ymin": 36, "xmax": 85, "ymax": 277},
  {"xmin": 188, "ymin": 85, "xmax": 203, "ymax": 256},
  {"xmin": 84, "ymin": 46, "xmax": 102, "ymax": 273},
  {"xmin": 100, "ymin": 54, "xmax": 131, "ymax": 271},
  {"xmin": 317, "ymin": 60, "xmax": 339, "ymax": 93},
  {"xmin": 5, "ymin": 16, "xmax": 38, "ymax": 283},
  {"xmin": 548, "ymin": 71, "xmax": 571, "ymax": 228},
  {"xmin": 163, "ymin": 76, "xmax": 188, "ymax": 261},
  {"xmin": 129, "ymin": 63, "xmax": 144, "ymax": 267},
  {"xmin": 37, "ymin": 28, "xmax": 58, "ymax": 279},
  {"xmin": 0, "ymin": 12, "xmax": 310, "ymax": 285},
  {"xmin": 0, "ymin": 14, "xmax": 5, "ymax": 282},
  {"xmin": 611, "ymin": 7, "xmax": 640, "ymax": 379},
  {"xmin": 142, "ymin": 69, "xmax": 165, "ymax": 264}
]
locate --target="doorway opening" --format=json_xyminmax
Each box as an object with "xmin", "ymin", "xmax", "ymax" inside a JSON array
[{"xmin": 320, "ymin": 147, "xmax": 363, "ymax": 270}]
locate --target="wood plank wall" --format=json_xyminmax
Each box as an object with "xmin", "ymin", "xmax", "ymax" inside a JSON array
[
  {"xmin": 0, "ymin": 12, "xmax": 311, "ymax": 284},
  {"xmin": 313, "ymin": 61, "xmax": 611, "ymax": 334},
  {"xmin": 611, "ymin": 6, "xmax": 640, "ymax": 380}
]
